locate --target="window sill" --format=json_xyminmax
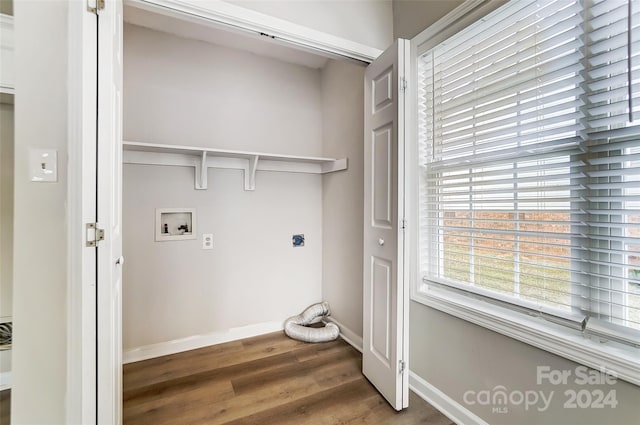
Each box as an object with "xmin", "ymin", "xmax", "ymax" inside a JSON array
[{"xmin": 412, "ymin": 283, "xmax": 640, "ymax": 386}]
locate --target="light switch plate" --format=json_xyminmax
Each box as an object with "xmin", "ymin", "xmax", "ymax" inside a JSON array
[
  {"xmin": 202, "ymin": 234, "xmax": 213, "ymax": 250},
  {"xmin": 29, "ymin": 148, "xmax": 58, "ymax": 182}
]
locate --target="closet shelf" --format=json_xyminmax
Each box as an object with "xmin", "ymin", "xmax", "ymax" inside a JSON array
[{"xmin": 123, "ymin": 141, "xmax": 348, "ymax": 191}]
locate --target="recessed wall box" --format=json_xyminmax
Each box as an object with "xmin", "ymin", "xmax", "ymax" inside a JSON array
[{"xmin": 155, "ymin": 208, "xmax": 196, "ymax": 241}]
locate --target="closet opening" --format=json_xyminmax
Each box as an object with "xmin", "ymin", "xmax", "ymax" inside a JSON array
[{"xmin": 121, "ymin": 2, "xmax": 366, "ymax": 370}]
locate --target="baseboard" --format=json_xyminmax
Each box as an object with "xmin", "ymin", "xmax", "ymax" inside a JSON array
[
  {"xmin": 320, "ymin": 319, "xmax": 484, "ymax": 425},
  {"xmin": 0, "ymin": 371, "xmax": 10, "ymax": 391},
  {"xmin": 315, "ymin": 319, "xmax": 485, "ymax": 425},
  {"xmin": 123, "ymin": 321, "xmax": 284, "ymax": 364},
  {"xmin": 409, "ymin": 371, "xmax": 489, "ymax": 425},
  {"xmin": 322, "ymin": 316, "xmax": 363, "ymax": 353}
]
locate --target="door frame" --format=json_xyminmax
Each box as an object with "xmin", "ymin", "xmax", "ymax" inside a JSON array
[
  {"xmin": 96, "ymin": 0, "xmax": 124, "ymax": 422},
  {"xmin": 67, "ymin": 1, "xmax": 99, "ymax": 423},
  {"xmin": 67, "ymin": 0, "xmax": 124, "ymax": 423},
  {"xmin": 67, "ymin": 1, "xmax": 397, "ymax": 422}
]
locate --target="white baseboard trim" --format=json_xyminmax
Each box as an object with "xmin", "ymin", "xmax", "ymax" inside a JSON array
[
  {"xmin": 409, "ymin": 371, "xmax": 489, "ymax": 425},
  {"xmin": 0, "ymin": 371, "xmax": 11, "ymax": 391},
  {"xmin": 123, "ymin": 321, "xmax": 284, "ymax": 364},
  {"xmin": 323, "ymin": 316, "xmax": 363, "ymax": 353}
]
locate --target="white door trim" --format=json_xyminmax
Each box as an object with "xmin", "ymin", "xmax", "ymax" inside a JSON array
[
  {"xmin": 399, "ymin": 38, "xmax": 411, "ymax": 410},
  {"xmin": 67, "ymin": 2, "xmax": 98, "ymax": 423},
  {"xmin": 96, "ymin": 0, "xmax": 124, "ymax": 422},
  {"xmin": 125, "ymin": 0, "xmax": 382, "ymax": 63}
]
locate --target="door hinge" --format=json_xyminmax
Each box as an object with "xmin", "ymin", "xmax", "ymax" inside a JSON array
[
  {"xmin": 399, "ymin": 360, "xmax": 406, "ymax": 375},
  {"xmin": 87, "ymin": 0, "xmax": 105, "ymax": 14},
  {"xmin": 401, "ymin": 219, "xmax": 407, "ymax": 230},
  {"xmin": 400, "ymin": 77, "xmax": 408, "ymax": 92},
  {"xmin": 86, "ymin": 223, "xmax": 105, "ymax": 247}
]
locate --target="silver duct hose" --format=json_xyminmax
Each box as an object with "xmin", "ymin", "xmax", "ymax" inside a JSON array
[{"xmin": 284, "ymin": 301, "xmax": 339, "ymax": 343}]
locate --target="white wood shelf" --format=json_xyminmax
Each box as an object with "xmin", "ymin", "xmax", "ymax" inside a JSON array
[{"xmin": 123, "ymin": 141, "xmax": 348, "ymax": 191}]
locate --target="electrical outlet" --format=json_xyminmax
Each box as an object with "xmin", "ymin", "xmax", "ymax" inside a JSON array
[
  {"xmin": 292, "ymin": 234, "xmax": 305, "ymax": 247},
  {"xmin": 202, "ymin": 234, "xmax": 213, "ymax": 250}
]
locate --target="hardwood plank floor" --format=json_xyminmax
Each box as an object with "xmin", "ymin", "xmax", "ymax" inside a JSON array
[
  {"xmin": 124, "ymin": 332, "xmax": 454, "ymax": 425},
  {"xmin": 0, "ymin": 390, "xmax": 9, "ymax": 425}
]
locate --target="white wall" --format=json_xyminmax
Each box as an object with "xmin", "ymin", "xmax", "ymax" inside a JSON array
[
  {"xmin": 230, "ymin": 0, "xmax": 393, "ymax": 51},
  {"xmin": 0, "ymin": 99, "xmax": 13, "ymax": 378},
  {"xmin": 124, "ymin": 24, "xmax": 323, "ymax": 156},
  {"xmin": 123, "ymin": 24, "xmax": 324, "ymax": 351},
  {"xmin": 320, "ymin": 59, "xmax": 365, "ymax": 340},
  {"xmin": 12, "ymin": 0, "xmax": 68, "ymax": 422}
]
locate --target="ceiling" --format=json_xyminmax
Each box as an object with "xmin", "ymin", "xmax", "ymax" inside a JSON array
[{"xmin": 124, "ymin": 4, "xmax": 330, "ymax": 69}]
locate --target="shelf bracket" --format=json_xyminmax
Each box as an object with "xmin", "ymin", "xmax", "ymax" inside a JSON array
[
  {"xmin": 244, "ymin": 155, "xmax": 259, "ymax": 191},
  {"xmin": 195, "ymin": 151, "xmax": 208, "ymax": 190},
  {"xmin": 321, "ymin": 158, "xmax": 348, "ymax": 173}
]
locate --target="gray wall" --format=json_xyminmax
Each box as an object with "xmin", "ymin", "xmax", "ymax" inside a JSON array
[
  {"xmin": 0, "ymin": 100, "xmax": 13, "ymax": 321},
  {"xmin": 0, "ymin": 97, "xmax": 13, "ymax": 377},
  {"xmin": 321, "ymin": 59, "xmax": 365, "ymax": 338},
  {"xmin": 123, "ymin": 24, "xmax": 324, "ymax": 351},
  {"xmin": 411, "ymin": 304, "xmax": 640, "ymax": 424},
  {"xmin": 392, "ymin": 0, "xmax": 463, "ymax": 40},
  {"xmin": 0, "ymin": 0, "xmax": 14, "ymax": 387},
  {"xmin": 12, "ymin": 0, "xmax": 68, "ymax": 422},
  {"xmin": 0, "ymin": 0, "xmax": 12, "ymax": 16}
]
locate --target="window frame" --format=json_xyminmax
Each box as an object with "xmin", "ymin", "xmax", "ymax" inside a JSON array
[{"xmin": 407, "ymin": 0, "xmax": 640, "ymax": 386}]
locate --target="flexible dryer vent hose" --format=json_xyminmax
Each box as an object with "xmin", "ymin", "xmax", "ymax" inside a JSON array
[{"xmin": 284, "ymin": 301, "xmax": 339, "ymax": 343}]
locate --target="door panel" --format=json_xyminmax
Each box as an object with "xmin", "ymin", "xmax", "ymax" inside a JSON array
[
  {"xmin": 373, "ymin": 67, "xmax": 394, "ymax": 112},
  {"xmin": 373, "ymin": 126, "xmax": 392, "ymax": 227},
  {"xmin": 371, "ymin": 256, "xmax": 392, "ymax": 363},
  {"xmin": 363, "ymin": 39, "xmax": 409, "ymax": 411}
]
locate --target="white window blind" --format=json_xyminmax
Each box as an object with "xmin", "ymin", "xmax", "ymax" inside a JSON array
[{"xmin": 419, "ymin": 0, "xmax": 640, "ymax": 343}]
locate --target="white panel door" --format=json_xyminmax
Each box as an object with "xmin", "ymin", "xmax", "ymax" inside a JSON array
[
  {"xmin": 97, "ymin": 0, "xmax": 124, "ymax": 423},
  {"xmin": 363, "ymin": 39, "xmax": 409, "ymax": 411}
]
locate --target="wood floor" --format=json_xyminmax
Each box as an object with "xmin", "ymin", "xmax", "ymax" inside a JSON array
[
  {"xmin": 0, "ymin": 390, "xmax": 9, "ymax": 425},
  {"xmin": 124, "ymin": 332, "xmax": 453, "ymax": 425}
]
